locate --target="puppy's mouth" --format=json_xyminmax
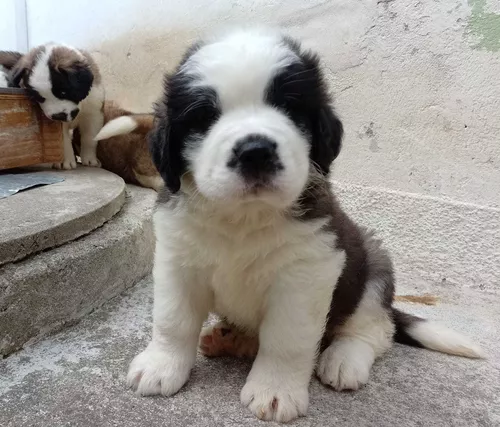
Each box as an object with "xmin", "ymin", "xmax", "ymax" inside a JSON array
[{"xmin": 241, "ymin": 177, "xmax": 278, "ymax": 196}]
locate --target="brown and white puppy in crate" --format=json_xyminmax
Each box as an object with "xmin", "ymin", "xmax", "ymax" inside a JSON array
[
  {"xmin": 0, "ymin": 45, "xmax": 104, "ymax": 170},
  {"xmin": 74, "ymin": 101, "xmax": 162, "ymax": 191}
]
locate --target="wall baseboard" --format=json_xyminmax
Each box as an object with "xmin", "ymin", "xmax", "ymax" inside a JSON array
[{"xmin": 334, "ymin": 180, "xmax": 500, "ymax": 295}]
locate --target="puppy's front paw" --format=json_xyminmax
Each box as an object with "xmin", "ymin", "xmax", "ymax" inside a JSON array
[
  {"xmin": 81, "ymin": 155, "xmax": 101, "ymax": 167},
  {"xmin": 127, "ymin": 344, "xmax": 192, "ymax": 397},
  {"xmin": 241, "ymin": 376, "xmax": 308, "ymax": 422},
  {"xmin": 53, "ymin": 158, "xmax": 77, "ymax": 170},
  {"xmin": 317, "ymin": 338, "xmax": 374, "ymax": 391}
]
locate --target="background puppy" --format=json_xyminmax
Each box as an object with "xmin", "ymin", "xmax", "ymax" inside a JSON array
[
  {"xmin": 82, "ymin": 101, "xmax": 161, "ymax": 191},
  {"xmin": 0, "ymin": 52, "xmax": 22, "ymax": 87},
  {"xmin": 0, "ymin": 66, "xmax": 9, "ymax": 88},
  {"xmin": 127, "ymin": 29, "xmax": 483, "ymax": 423},
  {"xmin": 0, "ymin": 44, "xmax": 104, "ymax": 169}
]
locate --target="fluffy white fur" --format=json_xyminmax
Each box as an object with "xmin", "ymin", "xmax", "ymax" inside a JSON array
[{"xmin": 188, "ymin": 107, "xmax": 309, "ymax": 207}]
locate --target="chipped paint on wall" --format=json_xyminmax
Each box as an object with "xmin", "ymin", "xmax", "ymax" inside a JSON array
[{"xmin": 467, "ymin": 0, "xmax": 500, "ymax": 52}]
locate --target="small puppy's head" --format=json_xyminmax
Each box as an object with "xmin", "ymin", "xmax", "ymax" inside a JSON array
[
  {"xmin": 10, "ymin": 44, "xmax": 94, "ymax": 122},
  {"xmin": 151, "ymin": 29, "xmax": 343, "ymax": 209}
]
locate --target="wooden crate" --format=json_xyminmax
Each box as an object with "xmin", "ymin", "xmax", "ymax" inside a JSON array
[{"xmin": 0, "ymin": 88, "xmax": 63, "ymax": 170}]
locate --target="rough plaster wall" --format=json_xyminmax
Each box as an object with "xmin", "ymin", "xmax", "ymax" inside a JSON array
[
  {"xmin": 26, "ymin": 0, "xmax": 500, "ymax": 207},
  {"xmin": 25, "ymin": 0, "xmax": 499, "ymax": 292}
]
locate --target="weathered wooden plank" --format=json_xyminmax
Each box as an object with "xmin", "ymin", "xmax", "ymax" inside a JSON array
[{"xmin": 0, "ymin": 89, "xmax": 63, "ymax": 170}]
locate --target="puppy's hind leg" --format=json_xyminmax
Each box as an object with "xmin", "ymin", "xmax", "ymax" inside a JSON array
[
  {"xmin": 318, "ymin": 231, "xmax": 395, "ymax": 391},
  {"xmin": 317, "ymin": 283, "xmax": 395, "ymax": 391},
  {"xmin": 199, "ymin": 321, "xmax": 259, "ymax": 358}
]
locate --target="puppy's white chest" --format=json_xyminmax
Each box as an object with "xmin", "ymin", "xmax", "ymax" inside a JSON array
[
  {"xmin": 181, "ymin": 214, "xmax": 293, "ymax": 331},
  {"xmin": 210, "ymin": 251, "xmax": 273, "ymax": 332},
  {"xmin": 196, "ymin": 218, "xmax": 326, "ymax": 331},
  {"xmin": 158, "ymin": 204, "xmax": 339, "ymax": 333}
]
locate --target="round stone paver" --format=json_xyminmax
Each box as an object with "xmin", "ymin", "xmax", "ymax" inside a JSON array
[{"xmin": 0, "ymin": 167, "xmax": 125, "ymax": 265}]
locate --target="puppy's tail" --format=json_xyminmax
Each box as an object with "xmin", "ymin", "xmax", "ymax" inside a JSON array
[
  {"xmin": 392, "ymin": 308, "xmax": 484, "ymax": 359},
  {"xmin": 94, "ymin": 115, "xmax": 154, "ymax": 141}
]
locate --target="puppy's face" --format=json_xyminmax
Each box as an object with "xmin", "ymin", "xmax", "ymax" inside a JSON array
[
  {"xmin": 12, "ymin": 44, "xmax": 93, "ymax": 122},
  {"xmin": 151, "ymin": 29, "xmax": 343, "ymax": 209}
]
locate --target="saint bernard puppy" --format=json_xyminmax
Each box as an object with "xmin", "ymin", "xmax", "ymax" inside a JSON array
[
  {"xmin": 0, "ymin": 45, "xmax": 104, "ymax": 169},
  {"xmin": 127, "ymin": 28, "xmax": 483, "ymax": 422}
]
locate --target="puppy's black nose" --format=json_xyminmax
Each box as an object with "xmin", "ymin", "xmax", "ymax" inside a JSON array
[
  {"xmin": 70, "ymin": 108, "xmax": 80, "ymax": 120},
  {"xmin": 51, "ymin": 112, "xmax": 68, "ymax": 121},
  {"xmin": 229, "ymin": 134, "xmax": 282, "ymax": 181}
]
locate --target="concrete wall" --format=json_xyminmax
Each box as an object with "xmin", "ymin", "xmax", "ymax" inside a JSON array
[{"xmin": 14, "ymin": 1, "xmax": 500, "ymax": 292}]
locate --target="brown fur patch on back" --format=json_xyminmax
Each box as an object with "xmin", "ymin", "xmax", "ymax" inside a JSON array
[
  {"xmin": 84, "ymin": 100, "xmax": 160, "ymax": 190},
  {"xmin": 0, "ymin": 51, "xmax": 23, "ymax": 70},
  {"xmin": 132, "ymin": 115, "xmax": 155, "ymax": 134},
  {"xmin": 394, "ymin": 294, "xmax": 439, "ymax": 306}
]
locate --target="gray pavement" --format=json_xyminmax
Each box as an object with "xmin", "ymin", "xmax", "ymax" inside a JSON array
[{"xmin": 1, "ymin": 276, "xmax": 498, "ymax": 427}]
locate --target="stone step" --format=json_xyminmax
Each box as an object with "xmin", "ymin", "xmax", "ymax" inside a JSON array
[
  {"xmin": 0, "ymin": 167, "xmax": 126, "ymax": 266},
  {"xmin": 0, "ymin": 183, "xmax": 156, "ymax": 357}
]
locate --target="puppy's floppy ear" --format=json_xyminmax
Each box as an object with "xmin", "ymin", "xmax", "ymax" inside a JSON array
[
  {"xmin": 64, "ymin": 61, "xmax": 94, "ymax": 99},
  {"xmin": 149, "ymin": 108, "xmax": 184, "ymax": 193},
  {"xmin": 282, "ymin": 38, "xmax": 344, "ymax": 175},
  {"xmin": 310, "ymin": 106, "xmax": 343, "ymax": 175}
]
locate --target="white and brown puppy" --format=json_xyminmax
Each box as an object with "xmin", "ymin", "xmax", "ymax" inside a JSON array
[
  {"xmin": 0, "ymin": 45, "xmax": 104, "ymax": 169},
  {"xmin": 86, "ymin": 101, "xmax": 162, "ymax": 191},
  {"xmin": 128, "ymin": 29, "xmax": 483, "ymax": 422}
]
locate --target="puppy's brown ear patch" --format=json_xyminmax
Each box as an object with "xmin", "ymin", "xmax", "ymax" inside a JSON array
[{"xmin": 49, "ymin": 46, "xmax": 84, "ymax": 72}]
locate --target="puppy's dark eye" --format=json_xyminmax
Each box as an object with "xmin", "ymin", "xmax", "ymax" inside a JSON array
[{"xmin": 184, "ymin": 105, "xmax": 220, "ymax": 133}]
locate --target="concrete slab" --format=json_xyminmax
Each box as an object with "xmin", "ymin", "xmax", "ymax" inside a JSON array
[
  {"xmin": 0, "ymin": 167, "xmax": 126, "ymax": 266},
  {"xmin": 1, "ymin": 277, "xmax": 498, "ymax": 427},
  {"xmin": 0, "ymin": 185, "xmax": 156, "ymax": 357}
]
